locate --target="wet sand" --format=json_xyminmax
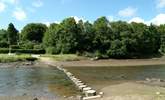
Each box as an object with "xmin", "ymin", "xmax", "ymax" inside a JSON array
[{"xmin": 95, "ymin": 82, "xmax": 165, "ymax": 100}]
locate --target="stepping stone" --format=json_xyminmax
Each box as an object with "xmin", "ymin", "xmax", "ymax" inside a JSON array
[
  {"xmin": 85, "ymin": 90, "xmax": 96, "ymax": 97},
  {"xmin": 66, "ymin": 72, "xmax": 72, "ymax": 76},
  {"xmin": 83, "ymin": 87, "xmax": 92, "ymax": 92},
  {"xmin": 79, "ymin": 85, "xmax": 87, "ymax": 90},
  {"xmin": 75, "ymin": 80, "xmax": 82, "ymax": 84},
  {"xmin": 77, "ymin": 83, "xmax": 85, "ymax": 86}
]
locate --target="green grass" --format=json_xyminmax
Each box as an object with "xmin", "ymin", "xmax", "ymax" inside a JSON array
[
  {"xmin": 0, "ymin": 54, "xmax": 37, "ymax": 63},
  {"xmin": 42, "ymin": 54, "xmax": 86, "ymax": 61}
]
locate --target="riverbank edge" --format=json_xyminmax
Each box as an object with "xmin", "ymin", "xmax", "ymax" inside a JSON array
[
  {"xmin": 39, "ymin": 57, "xmax": 165, "ymax": 100},
  {"xmin": 39, "ymin": 56, "xmax": 165, "ymax": 68}
]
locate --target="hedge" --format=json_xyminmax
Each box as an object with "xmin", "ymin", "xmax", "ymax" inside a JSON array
[{"xmin": 0, "ymin": 48, "xmax": 45, "ymax": 54}]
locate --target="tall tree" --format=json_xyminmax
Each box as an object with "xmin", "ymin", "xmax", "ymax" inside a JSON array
[
  {"xmin": 149, "ymin": 24, "xmax": 160, "ymax": 53},
  {"xmin": 158, "ymin": 25, "xmax": 165, "ymax": 53},
  {"xmin": 107, "ymin": 39, "xmax": 127, "ymax": 58},
  {"xmin": 77, "ymin": 20, "xmax": 85, "ymax": 51},
  {"xmin": 43, "ymin": 23, "xmax": 62, "ymax": 54},
  {"xmin": 131, "ymin": 22, "xmax": 157, "ymax": 54},
  {"xmin": 0, "ymin": 29, "xmax": 7, "ymax": 41},
  {"xmin": 21, "ymin": 23, "xmax": 47, "ymax": 43},
  {"xmin": 59, "ymin": 17, "xmax": 79, "ymax": 53},
  {"xmin": 0, "ymin": 29, "xmax": 8, "ymax": 48},
  {"xmin": 7, "ymin": 23, "xmax": 19, "ymax": 45},
  {"xmin": 43, "ymin": 17, "xmax": 79, "ymax": 54},
  {"xmin": 83, "ymin": 21, "xmax": 95, "ymax": 51},
  {"xmin": 93, "ymin": 16, "xmax": 113, "ymax": 53}
]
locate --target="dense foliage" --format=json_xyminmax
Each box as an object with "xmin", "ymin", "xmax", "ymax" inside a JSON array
[
  {"xmin": 43, "ymin": 18, "xmax": 79, "ymax": 54},
  {"xmin": 7, "ymin": 23, "xmax": 19, "ymax": 45},
  {"xmin": 21, "ymin": 23, "xmax": 47, "ymax": 43},
  {"xmin": 1, "ymin": 17, "xmax": 165, "ymax": 58},
  {"xmin": 0, "ymin": 29, "xmax": 8, "ymax": 48},
  {"xmin": 43, "ymin": 17, "xmax": 165, "ymax": 58}
]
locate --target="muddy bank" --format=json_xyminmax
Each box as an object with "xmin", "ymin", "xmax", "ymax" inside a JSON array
[
  {"xmin": 65, "ymin": 65, "xmax": 165, "ymax": 100},
  {"xmin": 39, "ymin": 56, "xmax": 165, "ymax": 68},
  {"xmin": 95, "ymin": 82, "xmax": 165, "ymax": 100},
  {"xmin": 53, "ymin": 58, "xmax": 165, "ymax": 67}
]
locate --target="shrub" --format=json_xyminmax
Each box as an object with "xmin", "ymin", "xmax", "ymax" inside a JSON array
[
  {"xmin": 83, "ymin": 52, "xmax": 95, "ymax": 57},
  {"xmin": 11, "ymin": 45, "xmax": 20, "ymax": 49},
  {"xmin": 107, "ymin": 40, "xmax": 128, "ymax": 58},
  {"xmin": 0, "ymin": 41, "xmax": 9, "ymax": 48},
  {"xmin": 94, "ymin": 50, "xmax": 102, "ymax": 58},
  {"xmin": 46, "ymin": 47, "xmax": 59, "ymax": 54},
  {"xmin": 21, "ymin": 41, "xmax": 35, "ymax": 49},
  {"xmin": 33, "ymin": 44, "xmax": 44, "ymax": 49}
]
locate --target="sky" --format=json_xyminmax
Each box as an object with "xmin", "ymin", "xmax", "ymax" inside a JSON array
[{"xmin": 1, "ymin": 0, "xmax": 165, "ymax": 30}]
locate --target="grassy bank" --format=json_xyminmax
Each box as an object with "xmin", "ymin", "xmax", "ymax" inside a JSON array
[
  {"xmin": 39, "ymin": 53, "xmax": 165, "ymax": 62},
  {"xmin": 42, "ymin": 54, "xmax": 86, "ymax": 61},
  {"xmin": 0, "ymin": 54, "xmax": 37, "ymax": 63}
]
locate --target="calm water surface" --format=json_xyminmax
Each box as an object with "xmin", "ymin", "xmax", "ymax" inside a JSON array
[
  {"xmin": 67, "ymin": 65, "xmax": 165, "ymax": 86},
  {"xmin": 0, "ymin": 65, "xmax": 69, "ymax": 98},
  {"xmin": 1, "ymin": 64, "xmax": 165, "ymax": 97}
]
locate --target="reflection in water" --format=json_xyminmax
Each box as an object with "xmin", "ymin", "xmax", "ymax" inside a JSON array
[{"xmin": 0, "ymin": 66, "xmax": 66, "ymax": 98}]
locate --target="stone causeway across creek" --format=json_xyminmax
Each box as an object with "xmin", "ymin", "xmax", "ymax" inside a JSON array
[{"xmin": 56, "ymin": 66, "xmax": 103, "ymax": 100}]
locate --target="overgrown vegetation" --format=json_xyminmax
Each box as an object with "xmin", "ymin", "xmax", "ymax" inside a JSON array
[{"xmin": 1, "ymin": 17, "xmax": 165, "ymax": 58}]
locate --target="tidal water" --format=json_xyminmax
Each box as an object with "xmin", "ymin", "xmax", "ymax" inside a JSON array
[
  {"xmin": 1, "ymin": 64, "xmax": 165, "ymax": 98},
  {"xmin": 0, "ymin": 65, "xmax": 68, "ymax": 98},
  {"xmin": 67, "ymin": 65, "xmax": 165, "ymax": 86}
]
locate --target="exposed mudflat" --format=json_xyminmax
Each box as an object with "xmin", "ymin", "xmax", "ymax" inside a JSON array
[
  {"xmin": 61, "ymin": 59, "xmax": 165, "ymax": 67},
  {"xmin": 94, "ymin": 82, "xmax": 165, "ymax": 100}
]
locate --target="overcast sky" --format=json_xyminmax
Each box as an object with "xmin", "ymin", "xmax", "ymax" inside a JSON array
[{"xmin": 1, "ymin": 0, "xmax": 165, "ymax": 30}]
